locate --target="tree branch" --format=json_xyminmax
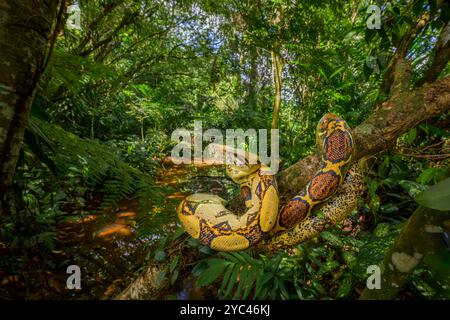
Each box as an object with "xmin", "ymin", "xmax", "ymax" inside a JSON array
[
  {"xmin": 379, "ymin": 12, "xmax": 430, "ymax": 98},
  {"xmin": 74, "ymin": 0, "xmax": 124, "ymax": 54},
  {"xmin": 359, "ymin": 206, "xmax": 450, "ymax": 300},
  {"xmin": 115, "ymin": 264, "xmax": 168, "ymax": 300},
  {"xmin": 79, "ymin": 10, "xmax": 139, "ymax": 57},
  {"xmin": 389, "ymin": 57, "xmax": 412, "ymax": 98},
  {"xmin": 416, "ymin": 22, "xmax": 450, "ymax": 87},
  {"xmin": 278, "ymin": 76, "xmax": 450, "ymax": 197}
]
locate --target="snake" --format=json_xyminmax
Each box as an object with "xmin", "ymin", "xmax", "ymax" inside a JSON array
[
  {"xmin": 177, "ymin": 114, "xmax": 361, "ymax": 251},
  {"xmin": 258, "ymin": 162, "xmax": 364, "ymax": 252}
]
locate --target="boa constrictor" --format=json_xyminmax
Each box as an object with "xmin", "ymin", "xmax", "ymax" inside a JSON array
[{"xmin": 177, "ymin": 114, "xmax": 363, "ymax": 251}]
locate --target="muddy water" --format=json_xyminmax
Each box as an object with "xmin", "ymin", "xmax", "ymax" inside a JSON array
[{"xmin": 72, "ymin": 159, "xmax": 230, "ymax": 240}]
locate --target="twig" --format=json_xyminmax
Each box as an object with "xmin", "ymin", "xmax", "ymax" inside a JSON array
[{"xmin": 395, "ymin": 152, "xmax": 450, "ymax": 159}]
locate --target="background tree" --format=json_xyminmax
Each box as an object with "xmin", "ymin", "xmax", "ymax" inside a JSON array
[{"xmin": 0, "ymin": 0, "xmax": 66, "ymax": 213}]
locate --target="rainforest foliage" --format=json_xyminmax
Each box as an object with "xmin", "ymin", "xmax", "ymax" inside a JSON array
[{"xmin": 0, "ymin": 0, "xmax": 449, "ymax": 300}]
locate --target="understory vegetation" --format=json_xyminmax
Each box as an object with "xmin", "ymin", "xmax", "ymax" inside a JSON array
[{"xmin": 0, "ymin": 0, "xmax": 449, "ymax": 300}]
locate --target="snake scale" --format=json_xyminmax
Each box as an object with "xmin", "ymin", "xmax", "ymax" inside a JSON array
[{"xmin": 177, "ymin": 114, "xmax": 364, "ymax": 251}]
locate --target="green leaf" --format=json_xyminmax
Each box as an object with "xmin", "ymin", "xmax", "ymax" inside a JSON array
[
  {"xmin": 420, "ymin": 124, "xmax": 450, "ymax": 137},
  {"xmin": 187, "ymin": 238, "xmax": 201, "ymax": 247},
  {"xmin": 415, "ymin": 178, "xmax": 450, "ymax": 211},
  {"xmin": 417, "ymin": 168, "xmax": 439, "ymax": 185},
  {"xmin": 329, "ymin": 66, "xmax": 345, "ymax": 80},
  {"xmin": 268, "ymin": 253, "xmax": 284, "ymax": 272},
  {"xmin": 218, "ymin": 252, "xmax": 240, "ymax": 263},
  {"xmin": 294, "ymin": 280, "xmax": 304, "ymax": 299},
  {"xmin": 233, "ymin": 265, "xmax": 249, "ymax": 299},
  {"xmin": 336, "ymin": 275, "xmax": 353, "ymax": 298},
  {"xmin": 378, "ymin": 156, "xmax": 390, "ymax": 178},
  {"xmin": 373, "ymin": 222, "xmax": 392, "ymax": 237},
  {"xmin": 199, "ymin": 245, "xmax": 212, "ymax": 255},
  {"xmin": 253, "ymin": 268, "xmax": 265, "ymax": 298},
  {"xmin": 278, "ymin": 280, "xmax": 289, "ymax": 299},
  {"xmin": 172, "ymin": 227, "xmax": 186, "ymax": 241},
  {"xmin": 405, "ymin": 128, "xmax": 417, "ymax": 144},
  {"xmin": 398, "ymin": 180, "xmax": 428, "ymax": 198},
  {"xmin": 242, "ymin": 268, "xmax": 257, "ymax": 299},
  {"xmin": 318, "ymin": 67, "xmax": 328, "ymax": 81},
  {"xmin": 342, "ymin": 251, "xmax": 356, "ymax": 267},
  {"xmin": 197, "ymin": 259, "xmax": 229, "ymax": 287},
  {"xmin": 169, "ymin": 255, "xmax": 179, "ymax": 273},
  {"xmin": 318, "ymin": 260, "xmax": 340, "ymax": 275},
  {"xmin": 312, "ymin": 279, "xmax": 326, "ymax": 294},
  {"xmin": 192, "ymin": 260, "xmax": 208, "ymax": 277},
  {"xmin": 224, "ymin": 264, "xmax": 241, "ymax": 298},
  {"xmin": 321, "ymin": 231, "xmax": 343, "ymax": 247},
  {"xmin": 219, "ymin": 264, "xmax": 235, "ymax": 296},
  {"xmin": 238, "ymin": 251, "xmax": 255, "ymax": 264},
  {"xmin": 380, "ymin": 203, "xmax": 399, "ymax": 214},
  {"xmin": 255, "ymin": 270, "xmax": 273, "ymax": 298},
  {"xmin": 154, "ymin": 249, "xmax": 167, "ymax": 262},
  {"xmin": 229, "ymin": 252, "xmax": 248, "ymax": 264},
  {"xmin": 171, "ymin": 268, "xmax": 179, "ymax": 285}
]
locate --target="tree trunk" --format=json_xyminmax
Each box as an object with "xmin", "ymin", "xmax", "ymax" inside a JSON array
[
  {"xmin": 141, "ymin": 119, "xmax": 145, "ymax": 142},
  {"xmin": 359, "ymin": 206, "xmax": 450, "ymax": 299},
  {"xmin": 271, "ymin": 49, "xmax": 282, "ymax": 129},
  {"xmin": 0, "ymin": 0, "xmax": 65, "ymax": 213}
]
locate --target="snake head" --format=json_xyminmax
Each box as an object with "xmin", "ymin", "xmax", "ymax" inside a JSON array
[{"xmin": 316, "ymin": 114, "xmax": 345, "ymax": 150}]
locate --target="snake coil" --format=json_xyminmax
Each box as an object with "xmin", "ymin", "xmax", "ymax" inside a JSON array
[{"xmin": 178, "ymin": 114, "xmax": 360, "ymax": 251}]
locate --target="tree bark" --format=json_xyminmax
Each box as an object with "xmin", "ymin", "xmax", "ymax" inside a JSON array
[
  {"xmin": 359, "ymin": 206, "xmax": 450, "ymax": 299},
  {"xmin": 115, "ymin": 264, "xmax": 168, "ymax": 300},
  {"xmin": 0, "ymin": 0, "xmax": 65, "ymax": 211}
]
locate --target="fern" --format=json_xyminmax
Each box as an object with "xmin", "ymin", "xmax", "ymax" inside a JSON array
[
  {"xmin": 194, "ymin": 251, "xmax": 291, "ymax": 299},
  {"xmin": 31, "ymin": 118, "xmax": 170, "ymax": 227}
]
